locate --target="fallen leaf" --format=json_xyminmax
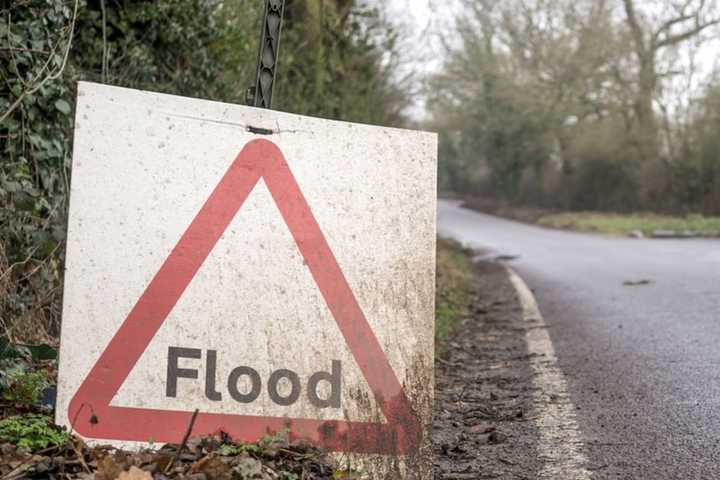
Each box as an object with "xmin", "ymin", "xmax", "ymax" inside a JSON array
[
  {"xmin": 193, "ymin": 456, "xmax": 233, "ymax": 480},
  {"xmin": 117, "ymin": 466, "xmax": 153, "ymax": 480},
  {"xmin": 233, "ymin": 457, "xmax": 262, "ymax": 479},
  {"xmin": 469, "ymin": 423, "xmax": 495, "ymax": 434},
  {"xmin": 95, "ymin": 455, "xmax": 124, "ymax": 480}
]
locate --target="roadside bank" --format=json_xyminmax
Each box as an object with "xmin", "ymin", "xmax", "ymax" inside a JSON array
[
  {"xmin": 462, "ymin": 196, "xmax": 720, "ymax": 238},
  {"xmin": 433, "ymin": 259, "xmax": 546, "ymax": 479}
]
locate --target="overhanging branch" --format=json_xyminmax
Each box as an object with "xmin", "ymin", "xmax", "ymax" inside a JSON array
[{"xmin": 656, "ymin": 17, "xmax": 720, "ymax": 48}]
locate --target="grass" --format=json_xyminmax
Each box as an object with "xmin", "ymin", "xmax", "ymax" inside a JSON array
[
  {"xmin": 537, "ymin": 212, "xmax": 720, "ymax": 236},
  {"xmin": 435, "ymin": 238, "xmax": 475, "ymax": 353}
]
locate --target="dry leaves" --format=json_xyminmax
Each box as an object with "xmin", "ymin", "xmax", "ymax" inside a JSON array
[
  {"xmin": 0, "ymin": 431, "xmax": 346, "ymax": 479},
  {"xmin": 117, "ymin": 466, "xmax": 153, "ymax": 480}
]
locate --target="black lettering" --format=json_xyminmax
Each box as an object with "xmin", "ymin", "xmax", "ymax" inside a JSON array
[
  {"xmin": 205, "ymin": 350, "xmax": 222, "ymax": 401},
  {"xmin": 166, "ymin": 347, "xmax": 201, "ymax": 397},
  {"xmin": 308, "ymin": 360, "xmax": 341, "ymax": 408},
  {"xmin": 228, "ymin": 366, "xmax": 262, "ymax": 403},
  {"xmin": 268, "ymin": 369, "xmax": 301, "ymax": 406}
]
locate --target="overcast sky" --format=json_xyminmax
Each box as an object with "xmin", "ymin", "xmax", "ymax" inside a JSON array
[{"xmin": 383, "ymin": 0, "xmax": 456, "ymax": 119}]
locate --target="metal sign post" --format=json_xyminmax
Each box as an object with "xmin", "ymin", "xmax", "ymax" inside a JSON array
[{"xmin": 247, "ymin": 0, "xmax": 286, "ymax": 109}]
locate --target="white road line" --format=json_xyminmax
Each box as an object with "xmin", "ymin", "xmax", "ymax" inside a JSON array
[{"xmin": 506, "ymin": 267, "xmax": 592, "ymax": 479}]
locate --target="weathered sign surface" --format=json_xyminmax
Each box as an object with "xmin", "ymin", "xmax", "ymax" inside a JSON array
[{"xmin": 57, "ymin": 82, "xmax": 437, "ymax": 478}]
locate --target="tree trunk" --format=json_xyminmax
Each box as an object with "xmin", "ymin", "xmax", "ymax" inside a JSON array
[{"xmin": 634, "ymin": 56, "xmax": 659, "ymax": 161}]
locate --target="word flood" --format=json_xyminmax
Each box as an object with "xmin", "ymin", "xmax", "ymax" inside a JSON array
[{"xmin": 165, "ymin": 347, "xmax": 342, "ymax": 408}]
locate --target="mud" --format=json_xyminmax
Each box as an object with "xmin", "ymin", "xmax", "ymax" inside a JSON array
[{"xmin": 433, "ymin": 261, "xmax": 544, "ymax": 479}]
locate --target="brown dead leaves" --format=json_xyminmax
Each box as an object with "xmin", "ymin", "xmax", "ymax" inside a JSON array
[
  {"xmin": 117, "ymin": 466, "xmax": 153, "ymax": 480},
  {"xmin": 0, "ymin": 431, "xmax": 344, "ymax": 479}
]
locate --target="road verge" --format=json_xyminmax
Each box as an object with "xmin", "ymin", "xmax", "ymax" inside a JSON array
[
  {"xmin": 434, "ymin": 260, "xmax": 542, "ymax": 478},
  {"xmin": 462, "ymin": 196, "xmax": 720, "ymax": 238},
  {"xmin": 433, "ymin": 253, "xmax": 593, "ymax": 479}
]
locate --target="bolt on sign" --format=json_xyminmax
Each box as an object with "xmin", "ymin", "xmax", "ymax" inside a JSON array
[{"xmin": 56, "ymin": 83, "xmax": 437, "ymax": 478}]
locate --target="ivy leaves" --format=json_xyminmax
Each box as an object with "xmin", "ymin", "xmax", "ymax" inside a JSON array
[
  {"xmin": 53, "ymin": 99, "xmax": 71, "ymax": 115},
  {"xmin": 1, "ymin": 0, "xmax": 406, "ymax": 344},
  {"xmin": 1, "ymin": 0, "xmax": 77, "ymax": 340}
]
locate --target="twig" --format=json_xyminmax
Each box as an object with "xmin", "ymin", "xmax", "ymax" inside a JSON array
[
  {"xmin": 164, "ymin": 408, "xmax": 200, "ymax": 474},
  {"xmin": 0, "ymin": 0, "xmax": 79, "ymax": 124},
  {"xmin": 68, "ymin": 402, "xmax": 96, "ymax": 437},
  {"xmin": 71, "ymin": 436, "xmax": 91, "ymax": 473},
  {"xmin": 17, "ymin": 241, "xmax": 62, "ymax": 284},
  {"xmin": 0, "ymin": 245, "xmax": 39, "ymax": 282}
]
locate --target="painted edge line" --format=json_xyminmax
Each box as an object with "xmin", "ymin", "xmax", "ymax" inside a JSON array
[{"xmin": 504, "ymin": 266, "xmax": 592, "ymax": 480}]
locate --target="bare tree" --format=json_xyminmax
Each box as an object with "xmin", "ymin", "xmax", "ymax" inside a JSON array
[{"xmin": 621, "ymin": 0, "xmax": 720, "ymax": 159}]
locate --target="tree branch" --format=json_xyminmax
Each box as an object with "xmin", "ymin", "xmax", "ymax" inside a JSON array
[
  {"xmin": 622, "ymin": 0, "xmax": 647, "ymax": 56},
  {"xmin": 653, "ymin": 14, "xmax": 695, "ymax": 41},
  {"xmin": 656, "ymin": 17, "xmax": 720, "ymax": 47}
]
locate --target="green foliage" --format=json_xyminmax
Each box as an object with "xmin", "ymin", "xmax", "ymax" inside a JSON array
[
  {"xmin": 668, "ymin": 81, "xmax": 720, "ymax": 215},
  {"xmin": 1, "ymin": 0, "xmax": 75, "ymax": 341},
  {"xmin": 551, "ymin": 119, "xmax": 640, "ymax": 212},
  {"xmin": 217, "ymin": 428, "xmax": 290, "ymax": 456},
  {"xmin": 428, "ymin": 8, "xmax": 556, "ymax": 200},
  {"xmin": 275, "ymin": 0, "xmax": 408, "ymax": 125},
  {"xmin": 1, "ymin": 0, "xmax": 406, "ymax": 342},
  {"xmin": 0, "ymin": 335, "xmax": 56, "ymax": 406},
  {"xmin": 0, "ymin": 337, "xmax": 58, "ymax": 362},
  {"xmin": 0, "ymin": 368, "xmax": 49, "ymax": 406},
  {"xmin": 72, "ymin": 0, "xmax": 245, "ymax": 100},
  {"xmin": 0, "ymin": 0, "xmax": 256, "ymax": 342},
  {"xmin": 217, "ymin": 443, "xmax": 243, "ymax": 456},
  {"xmin": 0, "ymin": 414, "xmax": 69, "ymax": 451}
]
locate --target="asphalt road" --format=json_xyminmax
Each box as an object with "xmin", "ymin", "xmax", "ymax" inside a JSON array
[{"xmin": 438, "ymin": 200, "xmax": 720, "ymax": 478}]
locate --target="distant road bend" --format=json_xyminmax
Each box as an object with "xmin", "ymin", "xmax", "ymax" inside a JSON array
[{"xmin": 438, "ymin": 199, "xmax": 720, "ymax": 478}]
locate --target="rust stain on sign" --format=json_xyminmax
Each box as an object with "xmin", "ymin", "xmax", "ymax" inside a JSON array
[{"xmin": 57, "ymin": 82, "xmax": 437, "ymax": 479}]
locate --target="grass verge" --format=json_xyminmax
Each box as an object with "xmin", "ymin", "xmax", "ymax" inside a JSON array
[
  {"xmin": 537, "ymin": 212, "xmax": 720, "ymax": 236},
  {"xmin": 435, "ymin": 238, "xmax": 475, "ymax": 354}
]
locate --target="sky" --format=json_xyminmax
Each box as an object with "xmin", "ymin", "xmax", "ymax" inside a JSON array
[{"xmin": 383, "ymin": 0, "xmax": 457, "ymax": 120}]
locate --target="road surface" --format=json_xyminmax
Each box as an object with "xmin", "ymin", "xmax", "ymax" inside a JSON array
[{"xmin": 438, "ymin": 199, "xmax": 720, "ymax": 478}]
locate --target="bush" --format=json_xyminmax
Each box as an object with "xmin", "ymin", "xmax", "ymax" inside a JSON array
[
  {"xmin": 1, "ymin": 1, "xmax": 407, "ymax": 343},
  {"xmin": 0, "ymin": 369, "xmax": 49, "ymax": 406},
  {"xmin": 0, "ymin": 414, "xmax": 69, "ymax": 451}
]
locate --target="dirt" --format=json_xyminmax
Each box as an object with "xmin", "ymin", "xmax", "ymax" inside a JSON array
[{"xmin": 433, "ymin": 261, "xmax": 544, "ymax": 479}]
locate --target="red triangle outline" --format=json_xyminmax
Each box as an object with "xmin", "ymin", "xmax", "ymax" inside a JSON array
[{"xmin": 68, "ymin": 139, "xmax": 421, "ymax": 455}]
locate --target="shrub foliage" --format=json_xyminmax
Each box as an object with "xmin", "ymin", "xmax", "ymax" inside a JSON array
[{"xmin": 0, "ymin": 0, "xmax": 407, "ymax": 340}]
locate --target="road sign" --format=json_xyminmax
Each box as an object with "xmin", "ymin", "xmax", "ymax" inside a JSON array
[{"xmin": 57, "ymin": 82, "xmax": 437, "ymax": 478}]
